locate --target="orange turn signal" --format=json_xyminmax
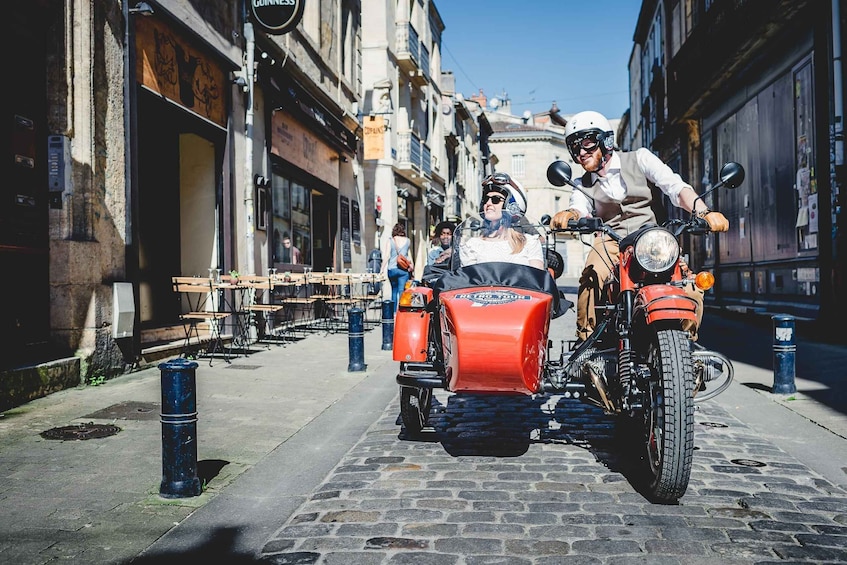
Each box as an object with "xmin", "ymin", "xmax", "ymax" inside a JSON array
[
  {"xmin": 398, "ymin": 289, "xmax": 427, "ymax": 308},
  {"xmin": 398, "ymin": 289, "xmax": 414, "ymax": 307},
  {"xmin": 694, "ymin": 271, "xmax": 715, "ymax": 291}
]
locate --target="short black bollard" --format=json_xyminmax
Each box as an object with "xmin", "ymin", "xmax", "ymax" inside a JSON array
[
  {"xmin": 347, "ymin": 307, "xmax": 367, "ymax": 372},
  {"xmin": 158, "ymin": 358, "xmax": 202, "ymax": 498},
  {"xmin": 772, "ymin": 315, "xmax": 797, "ymax": 394},
  {"xmin": 381, "ymin": 300, "xmax": 394, "ymax": 350}
]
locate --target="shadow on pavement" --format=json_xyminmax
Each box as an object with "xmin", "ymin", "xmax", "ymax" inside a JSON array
[
  {"xmin": 400, "ymin": 393, "xmax": 651, "ymax": 497},
  {"xmin": 129, "ymin": 527, "xmax": 262, "ymax": 563}
]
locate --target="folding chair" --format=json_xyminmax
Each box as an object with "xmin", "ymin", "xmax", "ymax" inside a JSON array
[
  {"xmin": 239, "ymin": 274, "xmax": 285, "ymax": 347},
  {"xmin": 172, "ymin": 276, "xmax": 232, "ymax": 364}
]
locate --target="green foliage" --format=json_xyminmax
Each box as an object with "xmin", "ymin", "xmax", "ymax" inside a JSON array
[{"xmin": 86, "ymin": 373, "xmax": 107, "ymax": 386}]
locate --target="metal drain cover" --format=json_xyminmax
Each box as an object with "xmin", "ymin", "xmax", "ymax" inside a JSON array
[
  {"xmin": 84, "ymin": 401, "xmax": 159, "ymax": 421},
  {"xmin": 40, "ymin": 422, "xmax": 121, "ymax": 441}
]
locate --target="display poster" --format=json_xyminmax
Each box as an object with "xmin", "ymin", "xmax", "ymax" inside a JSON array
[{"xmin": 340, "ymin": 196, "xmax": 351, "ymax": 263}]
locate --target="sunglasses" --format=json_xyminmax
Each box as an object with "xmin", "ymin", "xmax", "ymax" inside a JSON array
[{"xmin": 483, "ymin": 194, "xmax": 506, "ymax": 205}]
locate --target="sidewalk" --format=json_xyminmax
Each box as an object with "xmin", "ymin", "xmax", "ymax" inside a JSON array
[
  {"xmin": 0, "ymin": 299, "xmax": 845, "ymax": 564},
  {"xmin": 0, "ymin": 325, "xmax": 398, "ymax": 564}
]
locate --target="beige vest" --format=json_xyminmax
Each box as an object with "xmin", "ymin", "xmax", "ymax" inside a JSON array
[{"xmin": 589, "ymin": 151, "xmax": 658, "ymax": 235}]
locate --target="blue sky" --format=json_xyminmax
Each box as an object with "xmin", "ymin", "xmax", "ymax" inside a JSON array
[{"xmin": 436, "ymin": 0, "xmax": 644, "ymax": 121}]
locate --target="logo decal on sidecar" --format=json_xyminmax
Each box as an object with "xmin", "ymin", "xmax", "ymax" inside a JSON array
[{"xmin": 455, "ymin": 290, "xmax": 530, "ymax": 306}]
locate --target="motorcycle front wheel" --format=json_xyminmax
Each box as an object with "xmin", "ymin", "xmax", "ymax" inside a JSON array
[{"xmin": 642, "ymin": 328, "xmax": 695, "ymax": 503}]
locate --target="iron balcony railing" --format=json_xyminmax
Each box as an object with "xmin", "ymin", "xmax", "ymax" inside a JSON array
[{"xmin": 397, "ymin": 131, "xmax": 431, "ymax": 176}]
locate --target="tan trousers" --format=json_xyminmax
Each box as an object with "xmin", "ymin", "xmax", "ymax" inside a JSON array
[{"xmin": 576, "ymin": 236, "xmax": 704, "ymax": 341}]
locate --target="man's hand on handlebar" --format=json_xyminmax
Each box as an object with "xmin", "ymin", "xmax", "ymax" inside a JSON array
[
  {"xmin": 551, "ymin": 209, "xmax": 580, "ymax": 229},
  {"xmin": 701, "ymin": 211, "xmax": 729, "ymax": 232}
]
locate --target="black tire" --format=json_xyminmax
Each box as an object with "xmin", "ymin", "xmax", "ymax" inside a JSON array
[
  {"xmin": 400, "ymin": 386, "xmax": 432, "ymax": 435},
  {"xmin": 643, "ymin": 328, "xmax": 695, "ymax": 503}
]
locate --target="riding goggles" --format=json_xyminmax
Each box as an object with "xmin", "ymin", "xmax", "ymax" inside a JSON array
[
  {"xmin": 482, "ymin": 172, "xmax": 520, "ymax": 192},
  {"xmin": 566, "ymin": 130, "xmax": 605, "ymax": 157}
]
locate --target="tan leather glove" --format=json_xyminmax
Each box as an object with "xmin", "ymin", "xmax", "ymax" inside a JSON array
[
  {"xmin": 551, "ymin": 209, "xmax": 580, "ymax": 229},
  {"xmin": 702, "ymin": 211, "xmax": 729, "ymax": 232}
]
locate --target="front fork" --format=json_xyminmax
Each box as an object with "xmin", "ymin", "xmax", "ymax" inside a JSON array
[{"xmin": 617, "ymin": 290, "xmax": 647, "ymax": 413}]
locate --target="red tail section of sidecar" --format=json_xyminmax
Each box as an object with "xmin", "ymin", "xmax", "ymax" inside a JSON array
[
  {"xmin": 393, "ymin": 286, "xmax": 433, "ymax": 363},
  {"xmin": 440, "ymin": 287, "xmax": 552, "ymax": 395}
]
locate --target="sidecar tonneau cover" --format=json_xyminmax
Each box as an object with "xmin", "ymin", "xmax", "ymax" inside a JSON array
[{"xmin": 432, "ymin": 262, "xmax": 565, "ymax": 318}]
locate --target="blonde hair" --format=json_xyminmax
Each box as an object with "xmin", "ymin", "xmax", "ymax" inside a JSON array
[{"xmin": 507, "ymin": 229, "xmax": 527, "ymax": 254}]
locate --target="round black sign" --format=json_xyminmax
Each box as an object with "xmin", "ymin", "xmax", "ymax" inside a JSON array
[{"xmin": 250, "ymin": 0, "xmax": 305, "ymax": 35}]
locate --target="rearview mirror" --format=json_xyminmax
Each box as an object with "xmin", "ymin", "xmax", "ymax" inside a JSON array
[
  {"xmin": 719, "ymin": 162, "xmax": 745, "ymax": 189},
  {"xmin": 546, "ymin": 160, "xmax": 573, "ymax": 187}
]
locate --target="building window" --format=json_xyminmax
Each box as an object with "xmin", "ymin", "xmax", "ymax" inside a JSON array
[
  {"xmin": 511, "ymin": 154, "xmax": 525, "ymax": 178},
  {"xmin": 271, "ymin": 172, "xmax": 312, "ymax": 267}
]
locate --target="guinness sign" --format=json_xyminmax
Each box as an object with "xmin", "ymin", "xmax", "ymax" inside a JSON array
[{"xmin": 250, "ymin": 0, "xmax": 305, "ymax": 35}]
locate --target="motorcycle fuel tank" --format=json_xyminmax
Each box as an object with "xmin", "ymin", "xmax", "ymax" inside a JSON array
[{"xmin": 440, "ymin": 287, "xmax": 552, "ymax": 394}]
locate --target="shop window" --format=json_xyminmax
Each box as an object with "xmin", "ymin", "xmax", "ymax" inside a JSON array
[{"xmin": 271, "ymin": 173, "xmax": 312, "ymax": 267}]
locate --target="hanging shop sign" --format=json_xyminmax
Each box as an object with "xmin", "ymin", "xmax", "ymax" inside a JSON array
[
  {"xmin": 363, "ymin": 116, "xmax": 386, "ymax": 160},
  {"xmin": 135, "ymin": 16, "xmax": 226, "ymax": 127},
  {"xmin": 250, "ymin": 0, "xmax": 305, "ymax": 35}
]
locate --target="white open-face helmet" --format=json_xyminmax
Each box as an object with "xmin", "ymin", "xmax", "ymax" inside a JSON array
[
  {"xmin": 564, "ymin": 110, "xmax": 615, "ymax": 162},
  {"xmin": 481, "ymin": 172, "xmax": 528, "ymax": 221}
]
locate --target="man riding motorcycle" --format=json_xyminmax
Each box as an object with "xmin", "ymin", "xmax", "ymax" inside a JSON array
[{"xmin": 550, "ymin": 110, "xmax": 729, "ymax": 343}]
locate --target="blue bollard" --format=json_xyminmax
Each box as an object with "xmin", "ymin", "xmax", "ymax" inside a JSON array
[
  {"xmin": 381, "ymin": 300, "xmax": 394, "ymax": 351},
  {"xmin": 347, "ymin": 307, "xmax": 367, "ymax": 372},
  {"xmin": 158, "ymin": 358, "xmax": 202, "ymax": 498},
  {"xmin": 772, "ymin": 315, "xmax": 797, "ymax": 394}
]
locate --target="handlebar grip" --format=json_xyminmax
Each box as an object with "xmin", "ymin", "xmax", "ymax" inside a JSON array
[{"xmin": 691, "ymin": 216, "xmax": 711, "ymax": 234}]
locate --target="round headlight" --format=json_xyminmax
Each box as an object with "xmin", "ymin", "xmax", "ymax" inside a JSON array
[{"xmin": 633, "ymin": 228, "xmax": 679, "ymax": 273}]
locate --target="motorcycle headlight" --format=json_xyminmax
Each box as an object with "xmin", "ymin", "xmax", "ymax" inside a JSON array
[{"xmin": 633, "ymin": 228, "xmax": 679, "ymax": 274}]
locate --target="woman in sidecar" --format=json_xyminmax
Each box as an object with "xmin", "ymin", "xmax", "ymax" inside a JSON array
[
  {"xmin": 395, "ymin": 173, "xmax": 567, "ymax": 434},
  {"xmin": 419, "ymin": 171, "xmax": 564, "ymax": 317}
]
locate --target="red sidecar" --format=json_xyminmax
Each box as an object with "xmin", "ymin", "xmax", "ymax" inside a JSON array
[
  {"xmin": 393, "ymin": 260, "xmax": 566, "ymax": 434},
  {"xmin": 394, "ymin": 284, "xmax": 553, "ymax": 394}
]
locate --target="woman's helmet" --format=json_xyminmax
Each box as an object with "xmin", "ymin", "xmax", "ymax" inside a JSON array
[
  {"xmin": 564, "ymin": 111, "xmax": 615, "ymax": 164},
  {"xmin": 480, "ymin": 172, "xmax": 528, "ymax": 221}
]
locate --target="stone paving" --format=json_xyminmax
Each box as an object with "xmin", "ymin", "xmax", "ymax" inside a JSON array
[{"xmin": 259, "ymin": 390, "xmax": 847, "ymax": 564}]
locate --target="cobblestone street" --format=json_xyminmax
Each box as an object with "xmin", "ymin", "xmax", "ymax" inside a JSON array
[{"xmin": 258, "ymin": 391, "xmax": 847, "ymax": 564}]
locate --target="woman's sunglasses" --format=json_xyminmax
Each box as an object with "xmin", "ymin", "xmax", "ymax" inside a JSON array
[{"xmin": 483, "ymin": 194, "xmax": 506, "ymax": 205}]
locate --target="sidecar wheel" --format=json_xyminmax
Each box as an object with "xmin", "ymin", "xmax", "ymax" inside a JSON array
[
  {"xmin": 400, "ymin": 386, "xmax": 432, "ymax": 435},
  {"xmin": 692, "ymin": 349, "xmax": 734, "ymax": 402},
  {"xmin": 642, "ymin": 328, "xmax": 694, "ymax": 503}
]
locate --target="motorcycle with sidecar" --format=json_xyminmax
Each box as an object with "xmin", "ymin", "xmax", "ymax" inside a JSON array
[{"xmin": 392, "ymin": 161, "xmax": 743, "ymax": 502}]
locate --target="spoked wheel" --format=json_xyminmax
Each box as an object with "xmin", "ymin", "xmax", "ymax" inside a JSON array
[
  {"xmin": 642, "ymin": 328, "xmax": 695, "ymax": 503},
  {"xmin": 692, "ymin": 348, "xmax": 734, "ymax": 402},
  {"xmin": 400, "ymin": 385, "xmax": 432, "ymax": 435}
]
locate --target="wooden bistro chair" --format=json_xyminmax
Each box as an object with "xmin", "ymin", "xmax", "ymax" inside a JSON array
[
  {"xmin": 239, "ymin": 274, "xmax": 285, "ymax": 348},
  {"xmin": 275, "ymin": 272, "xmax": 317, "ymax": 336},
  {"xmin": 171, "ymin": 276, "xmax": 232, "ymax": 365},
  {"xmin": 322, "ymin": 272, "xmax": 361, "ymax": 332}
]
